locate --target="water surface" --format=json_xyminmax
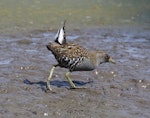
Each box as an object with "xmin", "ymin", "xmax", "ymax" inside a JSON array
[{"xmin": 0, "ymin": 0, "xmax": 149, "ymax": 34}]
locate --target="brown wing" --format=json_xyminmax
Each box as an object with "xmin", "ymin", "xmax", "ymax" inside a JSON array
[
  {"xmin": 47, "ymin": 42, "xmax": 90, "ymax": 70},
  {"xmin": 48, "ymin": 42, "xmax": 89, "ymax": 59}
]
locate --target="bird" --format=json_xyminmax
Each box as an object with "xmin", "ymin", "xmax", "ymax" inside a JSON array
[{"xmin": 46, "ymin": 21, "xmax": 115, "ymax": 92}]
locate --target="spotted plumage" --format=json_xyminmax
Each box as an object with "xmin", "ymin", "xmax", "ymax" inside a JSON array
[
  {"xmin": 47, "ymin": 42, "xmax": 91, "ymax": 71},
  {"xmin": 46, "ymin": 21, "xmax": 115, "ymax": 92}
]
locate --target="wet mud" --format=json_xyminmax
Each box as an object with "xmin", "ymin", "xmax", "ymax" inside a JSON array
[{"xmin": 0, "ymin": 26, "xmax": 150, "ymax": 118}]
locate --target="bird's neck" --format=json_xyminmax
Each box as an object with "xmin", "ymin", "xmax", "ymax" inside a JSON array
[{"xmin": 88, "ymin": 51, "xmax": 100, "ymax": 68}]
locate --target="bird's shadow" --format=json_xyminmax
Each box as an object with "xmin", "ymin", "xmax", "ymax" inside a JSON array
[{"xmin": 23, "ymin": 79, "xmax": 93, "ymax": 91}]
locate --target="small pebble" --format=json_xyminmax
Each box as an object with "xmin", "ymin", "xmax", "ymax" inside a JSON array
[
  {"xmin": 95, "ymin": 70, "xmax": 98, "ymax": 75},
  {"xmin": 111, "ymin": 71, "xmax": 114, "ymax": 74},
  {"xmin": 139, "ymin": 80, "xmax": 142, "ymax": 83},
  {"xmin": 44, "ymin": 112, "xmax": 48, "ymax": 116},
  {"xmin": 16, "ymin": 75, "xmax": 19, "ymax": 78},
  {"xmin": 25, "ymin": 66, "xmax": 30, "ymax": 70},
  {"xmin": 101, "ymin": 76, "xmax": 104, "ymax": 79},
  {"xmin": 113, "ymin": 74, "xmax": 117, "ymax": 77},
  {"xmin": 136, "ymin": 64, "xmax": 139, "ymax": 67},
  {"xmin": 141, "ymin": 85, "xmax": 147, "ymax": 89},
  {"xmin": 45, "ymin": 105, "xmax": 48, "ymax": 107}
]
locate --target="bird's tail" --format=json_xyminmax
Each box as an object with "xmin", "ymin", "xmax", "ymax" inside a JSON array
[{"xmin": 54, "ymin": 20, "xmax": 67, "ymax": 45}]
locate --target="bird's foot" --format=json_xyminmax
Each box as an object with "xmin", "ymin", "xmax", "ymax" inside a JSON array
[
  {"xmin": 69, "ymin": 86, "xmax": 87, "ymax": 90},
  {"xmin": 45, "ymin": 84, "xmax": 52, "ymax": 93}
]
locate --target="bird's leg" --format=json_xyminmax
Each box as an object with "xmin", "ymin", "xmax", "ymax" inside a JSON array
[
  {"xmin": 65, "ymin": 71, "xmax": 76, "ymax": 89},
  {"xmin": 46, "ymin": 65, "xmax": 57, "ymax": 92},
  {"xmin": 65, "ymin": 72, "xmax": 87, "ymax": 89}
]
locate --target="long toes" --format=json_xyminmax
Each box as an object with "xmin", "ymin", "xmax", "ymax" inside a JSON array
[
  {"xmin": 45, "ymin": 88, "xmax": 57, "ymax": 93},
  {"xmin": 45, "ymin": 85, "xmax": 52, "ymax": 93},
  {"xmin": 45, "ymin": 89, "xmax": 51, "ymax": 93},
  {"xmin": 69, "ymin": 86, "xmax": 87, "ymax": 90}
]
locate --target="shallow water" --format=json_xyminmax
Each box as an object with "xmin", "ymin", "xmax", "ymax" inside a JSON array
[
  {"xmin": 0, "ymin": 0, "xmax": 150, "ymax": 118},
  {"xmin": 0, "ymin": 26, "xmax": 150, "ymax": 118},
  {"xmin": 0, "ymin": 0, "xmax": 150, "ymax": 34}
]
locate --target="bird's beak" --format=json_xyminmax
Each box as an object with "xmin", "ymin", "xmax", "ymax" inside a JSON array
[{"xmin": 109, "ymin": 58, "xmax": 116, "ymax": 64}]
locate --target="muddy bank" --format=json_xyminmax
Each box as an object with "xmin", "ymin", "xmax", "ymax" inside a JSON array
[{"xmin": 0, "ymin": 26, "xmax": 150, "ymax": 118}]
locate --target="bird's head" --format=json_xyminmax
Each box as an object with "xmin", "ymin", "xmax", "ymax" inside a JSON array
[
  {"xmin": 97, "ymin": 51, "xmax": 115, "ymax": 64},
  {"xmin": 104, "ymin": 54, "xmax": 116, "ymax": 64}
]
